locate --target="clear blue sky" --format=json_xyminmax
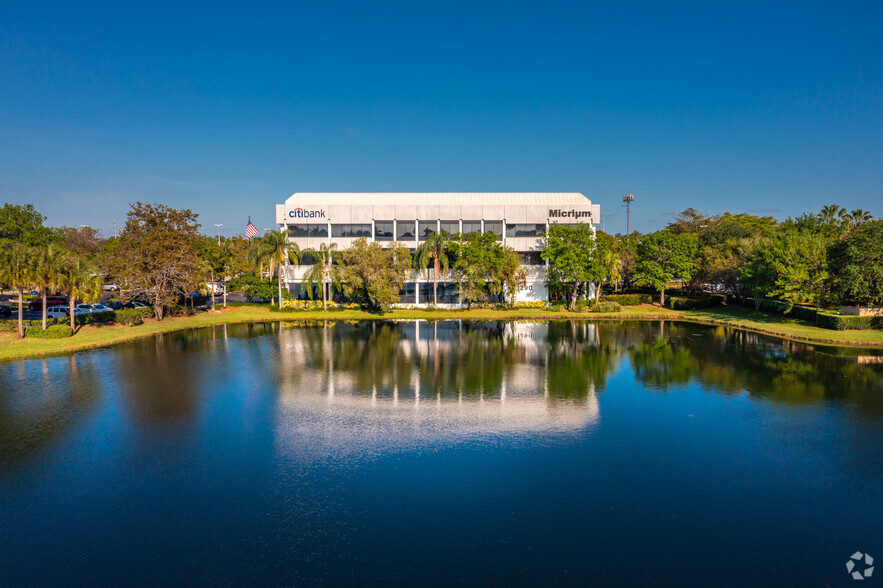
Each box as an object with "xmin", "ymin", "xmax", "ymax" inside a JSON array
[{"xmin": 1, "ymin": 1, "xmax": 881, "ymax": 236}]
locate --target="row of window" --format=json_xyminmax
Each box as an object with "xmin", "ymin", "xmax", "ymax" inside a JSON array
[{"xmin": 288, "ymin": 221, "xmax": 552, "ymax": 241}]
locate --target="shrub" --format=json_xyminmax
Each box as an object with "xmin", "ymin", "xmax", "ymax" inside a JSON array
[
  {"xmin": 75, "ymin": 311, "xmax": 116, "ymax": 326},
  {"xmin": 573, "ymin": 300, "xmax": 593, "ymax": 313},
  {"xmin": 115, "ymin": 309, "xmax": 144, "ymax": 326},
  {"xmin": 282, "ymin": 300, "xmax": 337, "ymax": 311},
  {"xmin": 592, "ymin": 301, "xmax": 623, "ymax": 313},
  {"xmin": 669, "ymin": 296, "xmax": 723, "ymax": 310},
  {"xmin": 25, "ymin": 324, "xmax": 73, "ymax": 338},
  {"xmin": 599, "ymin": 293, "xmax": 652, "ymax": 306},
  {"xmin": 816, "ymin": 314, "xmax": 872, "ymax": 330},
  {"xmin": 1, "ymin": 318, "xmax": 57, "ymax": 331}
]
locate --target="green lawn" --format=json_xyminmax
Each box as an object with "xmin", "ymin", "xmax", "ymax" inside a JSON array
[{"xmin": 1, "ymin": 303, "xmax": 881, "ymax": 361}]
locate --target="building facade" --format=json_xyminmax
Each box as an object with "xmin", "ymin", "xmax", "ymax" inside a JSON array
[{"xmin": 275, "ymin": 193, "xmax": 600, "ymax": 304}]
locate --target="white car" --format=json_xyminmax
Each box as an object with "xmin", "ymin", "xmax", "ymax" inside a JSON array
[
  {"xmin": 46, "ymin": 306, "xmax": 88, "ymax": 319},
  {"xmin": 102, "ymin": 283, "xmax": 120, "ymax": 291},
  {"xmin": 76, "ymin": 303, "xmax": 115, "ymax": 314}
]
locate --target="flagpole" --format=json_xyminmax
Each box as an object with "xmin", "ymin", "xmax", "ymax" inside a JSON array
[{"xmin": 248, "ymin": 216, "xmax": 252, "ymax": 273}]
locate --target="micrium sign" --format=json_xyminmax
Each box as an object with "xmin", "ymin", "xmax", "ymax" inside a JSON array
[
  {"xmin": 548, "ymin": 209, "xmax": 593, "ymax": 220},
  {"xmin": 289, "ymin": 207, "xmax": 326, "ymax": 219}
]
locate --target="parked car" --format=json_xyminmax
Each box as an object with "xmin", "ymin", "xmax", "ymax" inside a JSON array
[
  {"xmin": 124, "ymin": 300, "xmax": 151, "ymax": 309},
  {"xmin": 105, "ymin": 301, "xmax": 125, "ymax": 310},
  {"xmin": 102, "ymin": 283, "xmax": 120, "ymax": 292},
  {"xmin": 0, "ymin": 305, "xmax": 11, "ymax": 318},
  {"xmin": 28, "ymin": 297, "xmax": 69, "ymax": 311},
  {"xmin": 46, "ymin": 306, "xmax": 88, "ymax": 319},
  {"xmin": 76, "ymin": 303, "xmax": 115, "ymax": 314}
]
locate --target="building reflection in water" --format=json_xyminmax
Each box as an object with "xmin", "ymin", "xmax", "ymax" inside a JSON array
[{"xmin": 273, "ymin": 321, "xmax": 602, "ymax": 457}]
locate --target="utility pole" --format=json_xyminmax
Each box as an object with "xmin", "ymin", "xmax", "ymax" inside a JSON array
[
  {"xmin": 214, "ymin": 224, "xmax": 223, "ymax": 246},
  {"xmin": 113, "ymin": 217, "xmax": 117, "ymax": 238},
  {"xmin": 622, "ymin": 194, "xmax": 635, "ymax": 235},
  {"xmin": 601, "ymin": 213, "xmax": 614, "ymax": 233}
]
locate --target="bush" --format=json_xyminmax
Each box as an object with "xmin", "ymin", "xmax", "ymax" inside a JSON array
[
  {"xmin": 572, "ymin": 300, "xmax": 592, "ymax": 313},
  {"xmin": 0, "ymin": 319, "xmax": 56, "ymax": 331},
  {"xmin": 115, "ymin": 309, "xmax": 144, "ymax": 326},
  {"xmin": 816, "ymin": 314, "xmax": 873, "ymax": 330},
  {"xmin": 591, "ymin": 301, "xmax": 623, "ymax": 313},
  {"xmin": 75, "ymin": 311, "xmax": 116, "ymax": 326},
  {"xmin": 282, "ymin": 300, "xmax": 336, "ymax": 311},
  {"xmin": 599, "ymin": 293, "xmax": 652, "ymax": 306},
  {"xmin": 669, "ymin": 296, "xmax": 724, "ymax": 310},
  {"xmin": 25, "ymin": 324, "xmax": 73, "ymax": 338},
  {"xmin": 509, "ymin": 301, "xmax": 547, "ymax": 309}
]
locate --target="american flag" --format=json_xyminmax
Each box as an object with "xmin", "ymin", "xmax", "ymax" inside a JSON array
[{"xmin": 245, "ymin": 221, "xmax": 258, "ymax": 238}]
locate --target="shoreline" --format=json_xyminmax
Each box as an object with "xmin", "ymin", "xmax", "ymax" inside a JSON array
[{"xmin": 2, "ymin": 305, "xmax": 882, "ymax": 361}]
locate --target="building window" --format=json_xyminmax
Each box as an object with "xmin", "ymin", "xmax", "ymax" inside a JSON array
[
  {"xmin": 484, "ymin": 221, "xmax": 503, "ymax": 239},
  {"xmin": 331, "ymin": 224, "xmax": 372, "ymax": 238},
  {"xmin": 506, "ymin": 224, "xmax": 546, "ymax": 238},
  {"xmin": 288, "ymin": 224, "xmax": 328, "ymax": 238},
  {"xmin": 298, "ymin": 253, "xmax": 317, "ymax": 265},
  {"xmin": 396, "ymin": 221, "xmax": 416, "ymax": 241},
  {"xmin": 518, "ymin": 251, "xmax": 544, "ymax": 265},
  {"xmin": 418, "ymin": 220, "xmax": 437, "ymax": 241},
  {"xmin": 439, "ymin": 220, "xmax": 459, "ymax": 235},
  {"xmin": 462, "ymin": 220, "xmax": 481, "ymax": 235},
  {"xmin": 375, "ymin": 221, "xmax": 394, "ymax": 241}
]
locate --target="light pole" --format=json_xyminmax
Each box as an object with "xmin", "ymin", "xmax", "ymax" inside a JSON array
[
  {"xmin": 214, "ymin": 224, "xmax": 223, "ymax": 245},
  {"xmin": 622, "ymin": 194, "xmax": 635, "ymax": 235},
  {"xmin": 601, "ymin": 213, "xmax": 614, "ymax": 233}
]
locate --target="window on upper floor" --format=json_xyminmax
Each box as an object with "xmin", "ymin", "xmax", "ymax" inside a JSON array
[
  {"xmin": 375, "ymin": 221, "xmax": 394, "ymax": 241},
  {"xmin": 506, "ymin": 224, "xmax": 546, "ymax": 238},
  {"xmin": 396, "ymin": 221, "xmax": 416, "ymax": 241},
  {"xmin": 288, "ymin": 224, "xmax": 328, "ymax": 238}
]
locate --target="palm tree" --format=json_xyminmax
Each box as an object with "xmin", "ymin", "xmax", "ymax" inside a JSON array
[
  {"xmin": 302, "ymin": 243, "xmax": 340, "ymax": 311},
  {"xmin": 819, "ymin": 204, "xmax": 845, "ymax": 226},
  {"xmin": 59, "ymin": 257, "xmax": 102, "ymax": 332},
  {"xmin": 415, "ymin": 231, "xmax": 452, "ymax": 305},
  {"xmin": 216, "ymin": 238, "xmax": 235, "ymax": 308},
  {"xmin": 198, "ymin": 254, "xmax": 218, "ymax": 310},
  {"xmin": 849, "ymin": 209, "xmax": 873, "ymax": 229},
  {"xmin": 0, "ymin": 244, "xmax": 36, "ymax": 338},
  {"xmin": 34, "ymin": 244, "xmax": 69, "ymax": 329},
  {"xmin": 251, "ymin": 230, "xmax": 300, "ymax": 308}
]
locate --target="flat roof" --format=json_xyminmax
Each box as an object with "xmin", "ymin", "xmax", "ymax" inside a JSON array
[{"xmin": 283, "ymin": 192, "xmax": 592, "ymax": 206}]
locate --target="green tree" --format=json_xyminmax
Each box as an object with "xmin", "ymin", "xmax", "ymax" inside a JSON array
[
  {"xmin": 0, "ymin": 203, "xmax": 56, "ymax": 246},
  {"xmin": 634, "ymin": 231, "xmax": 697, "ymax": 306},
  {"xmin": 0, "ymin": 244, "xmax": 36, "ymax": 338},
  {"xmin": 339, "ymin": 238, "xmax": 412, "ymax": 310},
  {"xmin": 216, "ymin": 238, "xmax": 235, "ymax": 308},
  {"xmin": 59, "ymin": 257, "xmax": 102, "ymax": 331},
  {"xmin": 34, "ymin": 244, "xmax": 69, "ymax": 329},
  {"xmin": 415, "ymin": 231, "xmax": 452, "ymax": 305},
  {"xmin": 827, "ymin": 220, "xmax": 883, "ymax": 307},
  {"xmin": 768, "ymin": 228, "xmax": 830, "ymax": 313},
  {"xmin": 109, "ymin": 202, "xmax": 201, "ymax": 320},
  {"xmin": 302, "ymin": 243, "xmax": 341, "ymax": 311},
  {"xmin": 740, "ymin": 239, "xmax": 778, "ymax": 310},
  {"xmin": 664, "ymin": 208, "xmax": 711, "ymax": 236},
  {"xmin": 452, "ymin": 232, "xmax": 525, "ymax": 307}
]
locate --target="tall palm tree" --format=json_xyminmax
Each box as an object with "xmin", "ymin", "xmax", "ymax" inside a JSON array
[
  {"xmin": 414, "ymin": 231, "xmax": 451, "ymax": 305},
  {"xmin": 34, "ymin": 244, "xmax": 69, "ymax": 329},
  {"xmin": 251, "ymin": 230, "xmax": 301, "ymax": 308},
  {"xmin": 0, "ymin": 244, "xmax": 36, "ymax": 338},
  {"xmin": 302, "ymin": 243, "xmax": 340, "ymax": 311},
  {"xmin": 216, "ymin": 238, "xmax": 235, "ymax": 308},
  {"xmin": 60, "ymin": 257, "xmax": 102, "ymax": 332}
]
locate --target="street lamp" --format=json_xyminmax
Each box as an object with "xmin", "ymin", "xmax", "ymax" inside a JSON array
[
  {"xmin": 622, "ymin": 194, "xmax": 635, "ymax": 235},
  {"xmin": 214, "ymin": 224, "xmax": 223, "ymax": 245}
]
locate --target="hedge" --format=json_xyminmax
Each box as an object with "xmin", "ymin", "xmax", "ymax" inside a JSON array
[
  {"xmin": 115, "ymin": 309, "xmax": 145, "ymax": 326},
  {"xmin": 816, "ymin": 314, "xmax": 874, "ymax": 331},
  {"xmin": 75, "ymin": 311, "xmax": 116, "ymax": 326},
  {"xmin": 25, "ymin": 324, "xmax": 73, "ymax": 338},
  {"xmin": 599, "ymin": 293, "xmax": 652, "ymax": 306},
  {"xmin": 669, "ymin": 296, "xmax": 724, "ymax": 310},
  {"xmin": 592, "ymin": 301, "xmax": 623, "ymax": 313},
  {"xmin": 0, "ymin": 318, "xmax": 57, "ymax": 332}
]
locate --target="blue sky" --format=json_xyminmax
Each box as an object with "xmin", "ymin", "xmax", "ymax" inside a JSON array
[{"xmin": 1, "ymin": 1, "xmax": 881, "ymax": 236}]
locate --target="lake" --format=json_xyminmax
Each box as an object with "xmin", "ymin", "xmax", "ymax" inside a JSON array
[{"xmin": 1, "ymin": 320, "xmax": 881, "ymax": 586}]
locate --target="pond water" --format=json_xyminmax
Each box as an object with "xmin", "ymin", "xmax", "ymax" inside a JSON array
[{"xmin": 1, "ymin": 320, "xmax": 881, "ymax": 586}]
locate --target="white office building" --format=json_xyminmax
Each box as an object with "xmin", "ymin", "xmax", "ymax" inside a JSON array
[{"xmin": 275, "ymin": 193, "xmax": 600, "ymax": 305}]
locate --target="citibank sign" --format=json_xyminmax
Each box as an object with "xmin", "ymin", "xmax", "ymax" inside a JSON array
[
  {"xmin": 289, "ymin": 207, "xmax": 326, "ymax": 219},
  {"xmin": 549, "ymin": 209, "xmax": 592, "ymax": 220}
]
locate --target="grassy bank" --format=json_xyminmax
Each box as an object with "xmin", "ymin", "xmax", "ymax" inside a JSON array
[{"xmin": 1, "ymin": 304, "xmax": 882, "ymax": 361}]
